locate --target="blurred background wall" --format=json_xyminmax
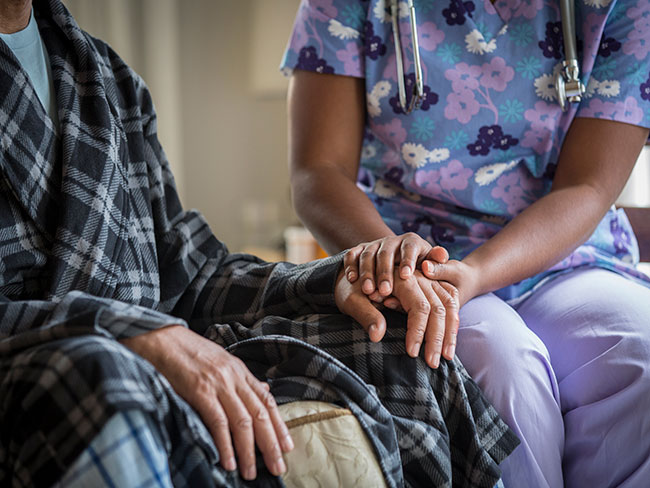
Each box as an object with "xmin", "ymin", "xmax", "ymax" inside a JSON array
[
  {"xmin": 63, "ymin": 0, "xmax": 650, "ymax": 258},
  {"xmin": 64, "ymin": 0, "xmax": 301, "ymax": 256}
]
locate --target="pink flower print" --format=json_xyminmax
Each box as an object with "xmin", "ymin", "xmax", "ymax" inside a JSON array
[
  {"xmin": 483, "ymin": 0, "xmax": 498, "ymax": 15},
  {"xmin": 440, "ymin": 160, "xmax": 474, "ymax": 191},
  {"xmin": 479, "ymin": 57, "xmax": 514, "ymax": 92},
  {"xmin": 372, "ymin": 118, "xmax": 407, "ymax": 149},
  {"xmin": 444, "ymin": 90, "xmax": 481, "ymax": 123},
  {"xmin": 521, "ymin": 101, "xmax": 560, "ymax": 155},
  {"xmin": 491, "ymin": 172, "xmax": 528, "ymax": 214},
  {"xmin": 469, "ymin": 222, "xmax": 499, "ymax": 245},
  {"xmin": 579, "ymin": 96, "xmax": 644, "ymax": 124},
  {"xmin": 414, "ymin": 168, "xmax": 443, "ymax": 198},
  {"xmin": 445, "ymin": 63, "xmax": 482, "ymax": 92},
  {"xmin": 515, "ymin": 0, "xmax": 545, "ymax": 19},
  {"xmin": 336, "ymin": 42, "xmax": 362, "ymax": 74},
  {"xmin": 418, "ymin": 22, "xmax": 445, "ymax": 51},
  {"xmin": 489, "ymin": 0, "xmax": 519, "ymax": 21},
  {"xmin": 623, "ymin": 0, "xmax": 650, "ymax": 61}
]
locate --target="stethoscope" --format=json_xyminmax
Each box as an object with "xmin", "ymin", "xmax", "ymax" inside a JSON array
[{"xmin": 390, "ymin": 0, "xmax": 585, "ymax": 113}]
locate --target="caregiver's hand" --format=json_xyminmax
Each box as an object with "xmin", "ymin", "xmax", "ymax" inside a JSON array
[
  {"xmin": 421, "ymin": 259, "xmax": 481, "ymax": 308},
  {"xmin": 335, "ymin": 267, "xmax": 459, "ymax": 368},
  {"xmin": 120, "ymin": 325, "xmax": 293, "ymax": 481},
  {"xmin": 343, "ymin": 233, "xmax": 449, "ymax": 297}
]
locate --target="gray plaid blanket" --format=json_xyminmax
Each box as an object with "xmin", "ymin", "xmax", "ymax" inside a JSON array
[{"xmin": 0, "ymin": 1, "xmax": 518, "ymax": 486}]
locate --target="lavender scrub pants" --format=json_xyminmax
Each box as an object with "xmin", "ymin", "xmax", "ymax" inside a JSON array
[{"xmin": 456, "ymin": 268, "xmax": 650, "ymax": 487}]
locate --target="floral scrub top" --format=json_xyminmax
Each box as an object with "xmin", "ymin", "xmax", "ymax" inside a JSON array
[{"xmin": 282, "ymin": 0, "xmax": 650, "ymax": 302}]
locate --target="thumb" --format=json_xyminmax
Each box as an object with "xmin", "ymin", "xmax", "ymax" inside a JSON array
[
  {"xmin": 343, "ymin": 294, "xmax": 387, "ymax": 342},
  {"xmin": 422, "ymin": 260, "xmax": 453, "ymax": 281},
  {"xmin": 424, "ymin": 246, "xmax": 448, "ymax": 264}
]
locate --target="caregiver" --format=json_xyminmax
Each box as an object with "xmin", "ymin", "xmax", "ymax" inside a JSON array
[{"xmin": 282, "ymin": 0, "xmax": 650, "ymax": 486}]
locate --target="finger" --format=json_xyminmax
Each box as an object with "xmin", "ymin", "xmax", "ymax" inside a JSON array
[
  {"xmin": 376, "ymin": 239, "xmax": 399, "ymax": 296},
  {"xmin": 237, "ymin": 378, "xmax": 287, "ymax": 478},
  {"xmin": 393, "ymin": 276, "xmax": 430, "ymax": 358},
  {"xmin": 438, "ymin": 281, "xmax": 459, "ymax": 361},
  {"xmin": 359, "ymin": 243, "xmax": 380, "ymax": 295},
  {"xmin": 383, "ymin": 296, "xmax": 404, "ymax": 312},
  {"xmin": 199, "ymin": 396, "xmax": 237, "ymax": 472},
  {"xmin": 425, "ymin": 246, "xmax": 449, "ymax": 264},
  {"xmin": 218, "ymin": 390, "xmax": 257, "ymax": 480},
  {"xmin": 247, "ymin": 377, "xmax": 294, "ymax": 453},
  {"xmin": 420, "ymin": 282, "xmax": 446, "ymax": 369},
  {"xmin": 341, "ymin": 290, "xmax": 387, "ymax": 342},
  {"xmin": 344, "ymin": 246, "xmax": 363, "ymax": 283},
  {"xmin": 399, "ymin": 234, "xmax": 432, "ymax": 279},
  {"xmin": 422, "ymin": 260, "xmax": 455, "ymax": 281}
]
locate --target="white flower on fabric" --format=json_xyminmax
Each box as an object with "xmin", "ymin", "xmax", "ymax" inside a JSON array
[
  {"xmin": 373, "ymin": 0, "xmax": 391, "ymax": 22},
  {"xmin": 474, "ymin": 160, "xmax": 517, "ymax": 186},
  {"xmin": 534, "ymin": 73, "xmax": 557, "ymax": 101},
  {"xmin": 367, "ymin": 81, "xmax": 392, "ymax": 117},
  {"xmin": 402, "ymin": 143, "xmax": 430, "ymax": 168},
  {"xmin": 583, "ymin": 0, "xmax": 612, "ymax": 8},
  {"xmin": 374, "ymin": 179, "xmax": 398, "ymax": 198},
  {"xmin": 427, "ymin": 148, "xmax": 450, "ymax": 163},
  {"xmin": 362, "ymin": 144, "xmax": 377, "ymax": 159},
  {"xmin": 328, "ymin": 19, "xmax": 360, "ymax": 40},
  {"xmin": 497, "ymin": 24, "xmax": 508, "ymax": 37},
  {"xmin": 597, "ymin": 80, "xmax": 620, "ymax": 97},
  {"xmin": 465, "ymin": 30, "xmax": 497, "ymax": 55},
  {"xmin": 585, "ymin": 77, "xmax": 599, "ymax": 99}
]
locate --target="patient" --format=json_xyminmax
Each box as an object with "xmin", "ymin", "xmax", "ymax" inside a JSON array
[{"xmin": 0, "ymin": 1, "xmax": 518, "ymax": 486}]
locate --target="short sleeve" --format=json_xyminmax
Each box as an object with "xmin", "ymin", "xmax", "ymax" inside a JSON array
[
  {"xmin": 280, "ymin": 0, "xmax": 367, "ymax": 78},
  {"xmin": 575, "ymin": 0, "xmax": 650, "ymax": 134}
]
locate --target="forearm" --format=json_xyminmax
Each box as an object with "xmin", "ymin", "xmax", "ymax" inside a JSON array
[
  {"xmin": 291, "ymin": 165, "xmax": 395, "ymax": 254},
  {"xmin": 463, "ymin": 184, "xmax": 607, "ymax": 298}
]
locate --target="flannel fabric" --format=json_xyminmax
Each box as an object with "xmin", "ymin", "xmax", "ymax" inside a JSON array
[
  {"xmin": 0, "ymin": 1, "xmax": 518, "ymax": 486},
  {"xmin": 54, "ymin": 409, "xmax": 173, "ymax": 488}
]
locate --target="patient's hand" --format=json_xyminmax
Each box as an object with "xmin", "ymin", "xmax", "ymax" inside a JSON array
[
  {"xmin": 120, "ymin": 326, "xmax": 293, "ymax": 481},
  {"xmin": 335, "ymin": 267, "xmax": 459, "ymax": 369}
]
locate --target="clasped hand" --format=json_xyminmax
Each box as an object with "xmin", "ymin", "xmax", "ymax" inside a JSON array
[{"xmin": 339, "ymin": 233, "xmax": 478, "ymax": 368}]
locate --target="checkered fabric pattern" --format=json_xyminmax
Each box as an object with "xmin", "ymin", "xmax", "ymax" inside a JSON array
[
  {"xmin": 0, "ymin": 1, "xmax": 518, "ymax": 486},
  {"xmin": 54, "ymin": 410, "xmax": 173, "ymax": 488}
]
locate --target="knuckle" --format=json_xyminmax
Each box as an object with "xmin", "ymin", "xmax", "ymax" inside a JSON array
[
  {"xmin": 260, "ymin": 389, "xmax": 277, "ymax": 409},
  {"xmin": 432, "ymin": 304, "xmax": 446, "ymax": 317},
  {"xmin": 253, "ymin": 405, "xmax": 270, "ymax": 423},
  {"xmin": 235, "ymin": 414, "xmax": 253, "ymax": 431}
]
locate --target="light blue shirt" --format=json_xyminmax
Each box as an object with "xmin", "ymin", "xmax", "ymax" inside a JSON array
[{"xmin": 0, "ymin": 9, "xmax": 58, "ymax": 132}]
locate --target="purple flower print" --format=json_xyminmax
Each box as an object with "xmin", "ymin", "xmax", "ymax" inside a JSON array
[
  {"xmin": 611, "ymin": 217, "xmax": 632, "ymax": 255},
  {"xmin": 641, "ymin": 75, "xmax": 650, "ymax": 101},
  {"xmin": 479, "ymin": 57, "xmax": 515, "ymax": 92},
  {"xmin": 418, "ymin": 22, "xmax": 445, "ymax": 51},
  {"xmin": 336, "ymin": 43, "xmax": 362, "ymax": 73},
  {"xmin": 467, "ymin": 140, "xmax": 491, "ymax": 156},
  {"xmin": 513, "ymin": 0, "xmax": 545, "ymax": 20},
  {"xmin": 313, "ymin": 0, "xmax": 338, "ymax": 18},
  {"xmin": 384, "ymin": 166, "xmax": 405, "ymax": 187},
  {"xmin": 295, "ymin": 46, "xmax": 335, "ymax": 74},
  {"xmin": 579, "ymin": 96, "xmax": 644, "ymax": 124},
  {"xmin": 402, "ymin": 220, "xmax": 422, "ymax": 233},
  {"xmin": 623, "ymin": 0, "xmax": 650, "ymax": 61},
  {"xmin": 431, "ymin": 225, "xmax": 456, "ymax": 244},
  {"xmin": 440, "ymin": 160, "xmax": 473, "ymax": 191},
  {"xmin": 389, "ymin": 73, "xmax": 438, "ymax": 114},
  {"xmin": 521, "ymin": 101, "xmax": 560, "ymax": 155},
  {"xmin": 442, "ymin": 0, "xmax": 476, "ymax": 26},
  {"xmin": 363, "ymin": 22, "xmax": 387, "ymax": 60},
  {"xmin": 467, "ymin": 125, "xmax": 518, "ymax": 156},
  {"xmin": 598, "ymin": 37, "xmax": 622, "ymax": 57},
  {"xmin": 444, "ymin": 90, "xmax": 480, "ymax": 123},
  {"xmin": 445, "ymin": 62, "xmax": 482, "ymax": 92},
  {"xmin": 538, "ymin": 21, "xmax": 563, "ymax": 59}
]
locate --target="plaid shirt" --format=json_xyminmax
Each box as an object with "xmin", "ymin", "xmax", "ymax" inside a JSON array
[{"xmin": 0, "ymin": 1, "xmax": 518, "ymax": 486}]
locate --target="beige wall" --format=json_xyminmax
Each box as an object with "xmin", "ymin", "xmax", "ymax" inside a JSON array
[{"xmin": 65, "ymin": 0, "xmax": 301, "ymax": 252}]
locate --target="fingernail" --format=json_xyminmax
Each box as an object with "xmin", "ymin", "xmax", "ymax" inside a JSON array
[
  {"xmin": 243, "ymin": 466, "xmax": 256, "ymax": 480},
  {"xmin": 274, "ymin": 458, "xmax": 287, "ymax": 475},
  {"xmin": 409, "ymin": 342, "xmax": 420, "ymax": 357},
  {"xmin": 282, "ymin": 434, "xmax": 294, "ymax": 451},
  {"xmin": 369, "ymin": 323, "xmax": 377, "ymax": 334},
  {"xmin": 432, "ymin": 353, "xmax": 440, "ymax": 368},
  {"xmin": 347, "ymin": 271, "xmax": 356, "ymax": 281},
  {"xmin": 444, "ymin": 344, "xmax": 455, "ymax": 359},
  {"xmin": 402, "ymin": 266, "xmax": 412, "ymax": 277},
  {"xmin": 384, "ymin": 301, "xmax": 397, "ymax": 310},
  {"xmin": 379, "ymin": 280, "xmax": 391, "ymax": 295},
  {"xmin": 363, "ymin": 279, "xmax": 373, "ymax": 292},
  {"xmin": 224, "ymin": 457, "xmax": 236, "ymax": 471}
]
